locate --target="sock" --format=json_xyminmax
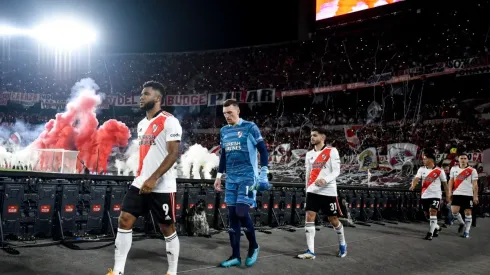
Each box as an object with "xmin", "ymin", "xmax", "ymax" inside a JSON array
[
  {"xmin": 305, "ymin": 222, "xmax": 316, "ymax": 253},
  {"xmin": 228, "ymin": 206, "xmax": 241, "ymax": 258},
  {"xmin": 453, "ymin": 212, "xmax": 464, "ymax": 225},
  {"xmin": 236, "ymin": 203, "xmax": 258, "ymax": 255},
  {"xmin": 429, "ymin": 216, "xmax": 438, "ymax": 234},
  {"xmin": 334, "ymin": 223, "xmax": 346, "ymax": 246},
  {"xmin": 464, "ymin": 215, "xmax": 472, "ymax": 234},
  {"xmin": 114, "ymin": 228, "xmax": 132, "ymax": 275},
  {"xmin": 164, "ymin": 232, "xmax": 179, "ymax": 275}
]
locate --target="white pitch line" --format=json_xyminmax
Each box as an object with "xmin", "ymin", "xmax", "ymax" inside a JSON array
[{"xmin": 177, "ymin": 235, "xmax": 384, "ymax": 274}]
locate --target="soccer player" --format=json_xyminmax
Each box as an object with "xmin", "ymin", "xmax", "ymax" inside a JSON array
[
  {"xmin": 409, "ymin": 149, "xmax": 449, "ymax": 240},
  {"xmin": 214, "ymin": 99, "xmax": 269, "ymax": 268},
  {"xmin": 447, "ymin": 152, "xmax": 479, "ymax": 238},
  {"xmin": 107, "ymin": 81, "xmax": 182, "ymax": 275},
  {"xmin": 297, "ymin": 128, "xmax": 346, "ymax": 259}
]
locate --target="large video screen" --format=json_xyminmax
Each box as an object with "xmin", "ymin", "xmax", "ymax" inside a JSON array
[{"xmin": 316, "ymin": 0, "xmax": 405, "ymax": 21}]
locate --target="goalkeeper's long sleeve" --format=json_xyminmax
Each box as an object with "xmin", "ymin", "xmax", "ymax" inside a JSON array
[
  {"xmin": 257, "ymin": 141, "xmax": 269, "ymax": 167},
  {"xmin": 218, "ymin": 148, "xmax": 226, "ymax": 174}
]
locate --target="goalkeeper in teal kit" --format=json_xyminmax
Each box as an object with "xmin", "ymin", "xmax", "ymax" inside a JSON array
[{"xmin": 214, "ymin": 99, "xmax": 271, "ymax": 268}]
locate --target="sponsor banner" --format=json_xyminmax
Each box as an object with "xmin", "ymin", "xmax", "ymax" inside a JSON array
[
  {"xmin": 456, "ymin": 65, "xmax": 490, "ymax": 77},
  {"xmin": 387, "ymin": 143, "xmax": 418, "ymax": 170},
  {"xmin": 8, "ymin": 92, "xmax": 40, "ymax": 104},
  {"xmin": 165, "ymin": 94, "xmax": 207, "ymax": 106},
  {"xmin": 0, "ymin": 92, "xmax": 9, "ymax": 106},
  {"xmin": 110, "ymin": 95, "xmax": 139, "ymax": 107},
  {"xmin": 358, "ymin": 147, "xmax": 377, "ymax": 171},
  {"xmin": 366, "ymin": 72, "xmax": 392, "ymax": 84},
  {"xmin": 422, "ymin": 118, "xmax": 459, "ymax": 125},
  {"xmin": 446, "ymin": 56, "xmax": 489, "ymax": 70},
  {"xmin": 281, "ymin": 54, "xmax": 489, "ymax": 97},
  {"xmin": 482, "ymin": 149, "xmax": 490, "ymax": 175},
  {"xmin": 207, "ymin": 89, "xmax": 275, "ymax": 106}
]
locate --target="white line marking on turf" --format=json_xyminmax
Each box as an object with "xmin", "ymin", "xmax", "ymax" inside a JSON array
[{"xmin": 177, "ymin": 235, "xmax": 384, "ymax": 274}]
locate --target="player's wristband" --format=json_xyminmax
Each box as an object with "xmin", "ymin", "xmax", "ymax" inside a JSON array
[{"xmin": 217, "ymin": 173, "xmax": 223, "ymax": 179}]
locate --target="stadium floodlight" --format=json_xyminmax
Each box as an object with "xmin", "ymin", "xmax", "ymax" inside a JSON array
[
  {"xmin": 30, "ymin": 19, "xmax": 97, "ymax": 50},
  {"xmin": 0, "ymin": 26, "xmax": 25, "ymax": 36}
]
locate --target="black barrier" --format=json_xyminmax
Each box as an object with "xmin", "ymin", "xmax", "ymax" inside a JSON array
[
  {"xmin": 293, "ymin": 189, "xmax": 306, "ymax": 226},
  {"xmin": 0, "ymin": 170, "xmax": 488, "ymax": 255}
]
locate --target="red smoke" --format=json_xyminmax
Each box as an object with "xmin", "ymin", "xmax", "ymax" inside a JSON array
[{"xmin": 33, "ymin": 90, "xmax": 130, "ymax": 173}]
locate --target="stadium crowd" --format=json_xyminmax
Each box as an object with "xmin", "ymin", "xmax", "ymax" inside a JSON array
[{"xmin": 0, "ymin": 2, "xmax": 488, "ymax": 96}]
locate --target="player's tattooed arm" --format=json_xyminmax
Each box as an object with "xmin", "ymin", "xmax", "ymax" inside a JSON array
[{"xmin": 150, "ymin": 140, "xmax": 180, "ymax": 180}]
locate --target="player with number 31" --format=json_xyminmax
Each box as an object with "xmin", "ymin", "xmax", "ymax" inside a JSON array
[{"xmin": 296, "ymin": 128, "xmax": 346, "ymax": 260}]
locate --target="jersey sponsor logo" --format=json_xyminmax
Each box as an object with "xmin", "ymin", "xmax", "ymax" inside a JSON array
[
  {"xmin": 421, "ymin": 168, "xmax": 442, "ymax": 194},
  {"xmin": 307, "ymin": 148, "xmax": 332, "ymax": 187},
  {"xmin": 453, "ymin": 167, "xmax": 473, "ymax": 191},
  {"xmin": 170, "ymin": 133, "xmax": 180, "ymax": 138},
  {"xmin": 139, "ymin": 134, "xmax": 156, "ymax": 146},
  {"xmin": 224, "ymin": 141, "xmax": 241, "ymax": 151}
]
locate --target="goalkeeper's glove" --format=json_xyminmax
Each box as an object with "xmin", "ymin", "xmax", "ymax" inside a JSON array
[{"xmin": 251, "ymin": 166, "xmax": 272, "ymax": 192}]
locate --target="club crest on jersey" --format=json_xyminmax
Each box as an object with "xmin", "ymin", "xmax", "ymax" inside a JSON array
[
  {"xmin": 152, "ymin": 124, "xmax": 158, "ymax": 133},
  {"xmin": 238, "ymin": 131, "xmax": 242, "ymax": 138},
  {"xmin": 322, "ymin": 154, "xmax": 326, "ymax": 160}
]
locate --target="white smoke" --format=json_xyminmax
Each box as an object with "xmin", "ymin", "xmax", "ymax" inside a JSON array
[
  {"xmin": 114, "ymin": 139, "xmax": 140, "ymax": 176},
  {"xmin": 0, "ymin": 144, "xmax": 38, "ymax": 169},
  {"xmin": 180, "ymin": 144, "xmax": 219, "ymax": 179}
]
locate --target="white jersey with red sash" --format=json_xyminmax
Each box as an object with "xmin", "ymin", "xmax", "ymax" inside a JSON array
[
  {"xmin": 415, "ymin": 166, "xmax": 447, "ymax": 199},
  {"xmin": 450, "ymin": 166, "xmax": 478, "ymax": 196},
  {"xmin": 305, "ymin": 146, "xmax": 341, "ymax": 197}
]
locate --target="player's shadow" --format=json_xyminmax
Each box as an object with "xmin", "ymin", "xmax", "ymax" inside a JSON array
[{"xmin": 129, "ymin": 247, "xmax": 211, "ymax": 266}]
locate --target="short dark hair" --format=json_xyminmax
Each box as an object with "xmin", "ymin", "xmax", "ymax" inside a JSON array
[
  {"xmin": 311, "ymin": 127, "xmax": 327, "ymax": 136},
  {"xmin": 458, "ymin": 152, "xmax": 469, "ymax": 157},
  {"xmin": 223, "ymin": 99, "xmax": 239, "ymax": 107},
  {"xmin": 423, "ymin": 148, "xmax": 436, "ymax": 161},
  {"xmin": 143, "ymin": 81, "xmax": 165, "ymax": 96}
]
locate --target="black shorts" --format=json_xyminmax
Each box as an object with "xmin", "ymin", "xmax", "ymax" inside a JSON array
[
  {"xmin": 451, "ymin": 195, "xmax": 474, "ymax": 210},
  {"xmin": 421, "ymin": 198, "xmax": 441, "ymax": 211},
  {"xmin": 121, "ymin": 186, "xmax": 176, "ymax": 225},
  {"xmin": 304, "ymin": 193, "xmax": 343, "ymax": 217}
]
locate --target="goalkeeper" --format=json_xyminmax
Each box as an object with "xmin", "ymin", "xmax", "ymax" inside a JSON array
[{"xmin": 214, "ymin": 99, "xmax": 271, "ymax": 268}]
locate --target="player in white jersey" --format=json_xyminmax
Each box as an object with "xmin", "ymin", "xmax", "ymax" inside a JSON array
[
  {"xmin": 447, "ymin": 152, "xmax": 479, "ymax": 238},
  {"xmin": 107, "ymin": 81, "xmax": 182, "ymax": 275},
  {"xmin": 296, "ymin": 128, "xmax": 346, "ymax": 260},
  {"xmin": 409, "ymin": 149, "xmax": 449, "ymax": 240}
]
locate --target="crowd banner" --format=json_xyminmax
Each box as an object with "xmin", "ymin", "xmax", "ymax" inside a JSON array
[
  {"xmin": 165, "ymin": 94, "xmax": 207, "ymax": 106},
  {"xmin": 387, "ymin": 143, "xmax": 418, "ymax": 170},
  {"xmin": 207, "ymin": 89, "xmax": 275, "ymax": 107},
  {"xmin": 358, "ymin": 147, "xmax": 377, "ymax": 171}
]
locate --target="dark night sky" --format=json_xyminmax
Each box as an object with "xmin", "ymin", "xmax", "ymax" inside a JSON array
[{"xmin": 0, "ymin": 0, "xmax": 300, "ymax": 53}]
